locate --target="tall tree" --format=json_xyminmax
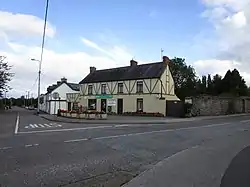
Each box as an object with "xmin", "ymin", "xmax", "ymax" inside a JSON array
[
  {"xmin": 0, "ymin": 56, "xmax": 13, "ymax": 97},
  {"xmin": 169, "ymin": 57, "xmax": 197, "ymax": 100},
  {"xmin": 207, "ymin": 74, "xmax": 213, "ymax": 94}
]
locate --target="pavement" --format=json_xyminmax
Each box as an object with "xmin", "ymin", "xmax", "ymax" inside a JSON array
[
  {"xmin": 40, "ymin": 112, "xmax": 248, "ymax": 124},
  {"xmin": 1, "ymin": 107, "xmax": 250, "ymax": 186}
]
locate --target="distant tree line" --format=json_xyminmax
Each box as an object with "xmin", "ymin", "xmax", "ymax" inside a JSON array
[{"xmin": 169, "ymin": 58, "xmax": 249, "ymax": 100}]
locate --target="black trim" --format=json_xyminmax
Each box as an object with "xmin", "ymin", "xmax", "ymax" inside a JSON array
[
  {"xmin": 130, "ymin": 81, "xmax": 136, "ymax": 93},
  {"xmin": 151, "ymin": 79, "xmax": 159, "ymax": 93},
  {"xmin": 143, "ymin": 79, "xmax": 150, "ymax": 93},
  {"xmin": 124, "ymin": 81, "xmax": 130, "ymax": 94}
]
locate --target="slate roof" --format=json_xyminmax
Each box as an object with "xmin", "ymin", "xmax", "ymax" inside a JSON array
[
  {"xmin": 79, "ymin": 62, "xmax": 167, "ymax": 84},
  {"xmin": 47, "ymin": 82, "xmax": 79, "ymax": 93}
]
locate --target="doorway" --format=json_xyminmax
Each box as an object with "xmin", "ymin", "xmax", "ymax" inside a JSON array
[
  {"xmin": 117, "ymin": 99, "xmax": 123, "ymax": 114},
  {"xmin": 101, "ymin": 99, "xmax": 107, "ymax": 112}
]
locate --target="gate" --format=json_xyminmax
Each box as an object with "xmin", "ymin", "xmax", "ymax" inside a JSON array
[{"xmin": 166, "ymin": 100, "xmax": 184, "ymax": 117}]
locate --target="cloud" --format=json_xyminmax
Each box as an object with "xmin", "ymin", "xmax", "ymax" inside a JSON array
[
  {"xmin": 0, "ymin": 10, "xmax": 55, "ymax": 38},
  {"xmin": 193, "ymin": 0, "xmax": 250, "ymax": 84}
]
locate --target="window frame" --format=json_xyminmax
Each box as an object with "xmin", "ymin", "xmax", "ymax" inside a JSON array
[
  {"xmin": 136, "ymin": 81, "xmax": 143, "ymax": 93},
  {"xmin": 88, "ymin": 85, "xmax": 93, "ymax": 95},
  {"xmin": 136, "ymin": 98, "xmax": 143, "ymax": 112},
  {"xmin": 101, "ymin": 84, "xmax": 107, "ymax": 94},
  {"xmin": 117, "ymin": 83, "xmax": 124, "ymax": 94}
]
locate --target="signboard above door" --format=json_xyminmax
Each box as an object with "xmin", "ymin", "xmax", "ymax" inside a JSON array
[
  {"xmin": 95, "ymin": 95, "xmax": 113, "ymax": 99},
  {"xmin": 107, "ymin": 99, "xmax": 116, "ymax": 106}
]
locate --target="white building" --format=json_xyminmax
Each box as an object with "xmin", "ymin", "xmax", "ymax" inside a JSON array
[{"xmin": 39, "ymin": 78, "xmax": 79, "ymax": 114}]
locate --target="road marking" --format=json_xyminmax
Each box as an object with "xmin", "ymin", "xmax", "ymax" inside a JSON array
[
  {"xmin": 38, "ymin": 124, "xmax": 45, "ymax": 128},
  {"xmin": 64, "ymin": 138, "xmax": 88, "ymax": 143},
  {"xmin": 18, "ymin": 125, "xmax": 113, "ymax": 134},
  {"xmin": 30, "ymin": 124, "xmax": 36, "ymax": 128},
  {"xmin": 25, "ymin": 144, "xmax": 33, "ymax": 147},
  {"xmin": 14, "ymin": 113, "xmax": 19, "ymax": 134},
  {"xmin": 0, "ymin": 146, "xmax": 12, "ymax": 150},
  {"xmin": 64, "ymin": 122, "xmax": 231, "ymax": 143},
  {"xmin": 43, "ymin": 124, "xmax": 50, "ymax": 127},
  {"xmin": 240, "ymin": 119, "xmax": 250, "ymax": 123},
  {"xmin": 115, "ymin": 124, "xmax": 130, "ymax": 127},
  {"xmin": 34, "ymin": 124, "xmax": 39, "ymax": 128}
]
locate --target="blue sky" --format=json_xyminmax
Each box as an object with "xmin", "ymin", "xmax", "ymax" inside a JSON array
[
  {"xmin": 1, "ymin": 0, "xmax": 250, "ymax": 97},
  {"xmin": 1, "ymin": 0, "xmax": 210, "ymax": 61}
]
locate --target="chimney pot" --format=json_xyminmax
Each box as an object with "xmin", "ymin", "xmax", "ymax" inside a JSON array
[
  {"xmin": 61, "ymin": 77, "xmax": 67, "ymax": 83},
  {"xmin": 90, "ymin": 66, "xmax": 96, "ymax": 73},
  {"xmin": 163, "ymin": 56, "xmax": 170, "ymax": 64},
  {"xmin": 130, "ymin": 60, "xmax": 138, "ymax": 66}
]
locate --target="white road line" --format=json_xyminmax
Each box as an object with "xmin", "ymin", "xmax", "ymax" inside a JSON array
[
  {"xmin": 25, "ymin": 144, "xmax": 33, "ymax": 147},
  {"xmin": 33, "ymin": 144, "xmax": 39, "ymax": 146},
  {"xmin": 38, "ymin": 124, "xmax": 45, "ymax": 128},
  {"xmin": 115, "ymin": 124, "xmax": 130, "ymax": 127},
  {"xmin": 64, "ymin": 138, "xmax": 88, "ymax": 143},
  {"xmin": 43, "ymin": 124, "xmax": 51, "ymax": 127},
  {"xmin": 29, "ymin": 124, "xmax": 36, "ymax": 128},
  {"xmin": 57, "ymin": 124, "xmax": 62, "ymax": 127},
  {"xmin": 18, "ymin": 125, "xmax": 113, "ymax": 134},
  {"xmin": 240, "ymin": 119, "xmax": 250, "ymax": 123},
  {"xmin": 14, "ymin": 113, "xmax": 19, "ymax": 134},
  {"xmin": 64, "ymin": 122, "xmax": 232, "ymax": 143},
  {"xmin": 34, "ymin": 124, "xmax": 39, "ymax": 128},
  {"xmin": 0, "ymin": 146, "xmax": 12, "ymax": 150}
]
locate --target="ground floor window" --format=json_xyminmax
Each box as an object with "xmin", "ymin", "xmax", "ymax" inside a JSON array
[
  {"xmin": 72, "ymin": 102, "xmax": 79, "ymax": 110},
  {"xmin": 88, "ymin": 99, "xmax": 97, "ymax": 110},
  {"xmin": 137, "ymin": 98, "xmax": 143, "ymax": 112}
]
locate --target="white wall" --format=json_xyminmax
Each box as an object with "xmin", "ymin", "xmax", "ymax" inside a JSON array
[{"xmin": 41, "ymin": 83, "xmax": 79, "ymax": 115}]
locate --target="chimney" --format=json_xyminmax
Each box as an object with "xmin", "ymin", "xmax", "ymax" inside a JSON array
[
  {"xmin": 130, "ymin": 59, "xmax": 138, "ymax": 66},
  {"xmin": 61, "ymin": 77, "xmax": 67, "ymax": 83},
  {"xmin": 57, "ymin": 81, "xmax": 61, "ymax": 85},
  {"xmin": 90, "ymin": 66, "xmax": 96, "ymax": 73},
  {"xmin": 162, "ymin": 56, "xmax": 171, "ymax": 65}
]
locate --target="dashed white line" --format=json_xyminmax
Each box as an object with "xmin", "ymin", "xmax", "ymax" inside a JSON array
[
  {"xmin": 38, "ymin": 124, "xmax": 45, "ymax": 128},
  {"xmin": 43, "ymin": 124, "xmax": 51, "ymax": 127},
  {"xmin": 240, "ymin": 119, "xmax": 250, "ymax": 123},
  {"xmin": 14, "ymin": 113, "xmax": 19, "ymax": 134},
  {"xmin": 0, "ymin": 146, "xmax": 12, "ymax": 150},
  {"xmin": 64, "ymin": 138, "xmax": 88, "ymax": 143},
  {"xmin": 64, "ymin": 122, "xmax": 232, "ymax": 143}
]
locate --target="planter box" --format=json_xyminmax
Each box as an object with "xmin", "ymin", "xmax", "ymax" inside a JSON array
[
  {"xmin": 66, "ymin": 113, "xmax": 71, "ymax": 117},
  {"xmin": 79, "ymin": 113, "xmax": 86, "ymax": 119},
  {"xmin": 71, "ymin": 113, "xmax": 77, "ymax": 118}
]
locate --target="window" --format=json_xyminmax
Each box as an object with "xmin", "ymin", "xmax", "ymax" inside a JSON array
[
  {"xmin": 88, "ymin": 99, "xmax": 96, "ymax": 110},
  {"xmin": 117, "ymin": 83, "xmax": 123, "ymax": 93},
  {"xmin": 101, "ymin": 84, "xmax": 106, "ymax": 94},
  {"xmin": 88, "ymin": 85, "xmax": 93, "ymax": 95},
  {"xmin": 72, "ymin": 102, "xmax": 79, "ymax": 110},
  {"xmin": 136, "ymin": 81, "xmax": 143, "ymax": 93},
  {"xmin": 67, "ymin": 102, "xmax": 72, "ymax": 111},
  {"xmin": 137, "ymin": 98, "xmax": 143, "ymax": 112}
]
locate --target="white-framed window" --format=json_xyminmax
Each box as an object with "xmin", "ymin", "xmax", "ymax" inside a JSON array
[
  {"xmin": 88, "ymin": 85, "xmax": 93, "ymax": 95},
  {"xmin": 117, "ymin": 83, "xmax": 123, "ymax": 93},
  {"xmin": 136, "ymin": 81, "xmax": 143, "ymax": 93},
  {"xmin": 101, "ymin": 84, "xmax": 106, "ymax": 94}
]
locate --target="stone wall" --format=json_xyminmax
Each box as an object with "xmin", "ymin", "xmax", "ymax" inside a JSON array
[{"xmin": 188, "ymin": 95, "xmax": 250, "ymax": 116}]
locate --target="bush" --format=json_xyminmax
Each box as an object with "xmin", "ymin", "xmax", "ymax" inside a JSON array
[{"xmin": 184, "ymin": 103, "xmax": 192, "ymax": 114}]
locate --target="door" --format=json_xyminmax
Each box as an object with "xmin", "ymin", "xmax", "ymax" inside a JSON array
[
  {"xmin": 101, "ymin": 99, "xmax": 107, "ymax": 112},
  {"xmin": 117, "ymin": 99, "xmax": 123, "ymax": 114}
]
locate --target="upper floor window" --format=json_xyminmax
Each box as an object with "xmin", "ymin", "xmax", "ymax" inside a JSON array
[
  {"xmin": 88, "ymin": 85, "xmax": 93, "ymax": 95},
  {"xmin": 101, "ymin": 84, "xmax": 106, "ymax": 94},
  {"xmin": 117, "ymin": 83, "xmax": 123, "ymax": 93},
  {"xmin": 136, "ymin": 81, "xmax": 143, "ymax": 93}
]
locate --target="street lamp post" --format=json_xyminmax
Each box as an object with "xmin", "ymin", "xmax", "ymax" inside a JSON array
[
  {"xmin": 31, "ymin": 0, "xmax": 50, "ymax": 114},
  {"xmin": 31, "ymin": 58, "xmax": 41, "ymax": 114}
]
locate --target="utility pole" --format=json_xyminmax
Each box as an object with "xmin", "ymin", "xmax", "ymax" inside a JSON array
[{"xmin": 37, "ymin": 0, "xmax": 50, "ymax": 114}]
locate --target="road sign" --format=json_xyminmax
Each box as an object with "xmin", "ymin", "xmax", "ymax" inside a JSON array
[{"xmin": 107, "ymin": 99, "xmax": 116, "ymax": 106}]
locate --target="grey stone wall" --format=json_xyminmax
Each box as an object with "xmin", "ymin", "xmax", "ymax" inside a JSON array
[{"xmin": 189, "ymin": 95, "xmax": 250, "ymax": 116}]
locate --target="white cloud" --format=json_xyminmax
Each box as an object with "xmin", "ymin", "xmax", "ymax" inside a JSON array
[
  {"xmin": 194, "ymin": 0, "xmax": 250, "ymax": 84},
  {"xmin": 0, "ymin": 10, "xmax": 55, "ymax": 38}
]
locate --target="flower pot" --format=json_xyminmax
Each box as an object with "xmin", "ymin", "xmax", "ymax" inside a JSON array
[
  {"xmin": 101, "ymin": 113, "xmax": 107, "ymax": 119},
  {"xmin": 71, "ymin": 113, "xmax": 77, "ymax": 118},
  {"xmin": 79, "ymin": 113, "xmax": 85, "ymax": 119}
]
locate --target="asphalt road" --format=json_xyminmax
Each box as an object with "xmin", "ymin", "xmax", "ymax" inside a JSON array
[{"xmin": 1, "ymin": 107, "xmax": 250, "ymax": 187}]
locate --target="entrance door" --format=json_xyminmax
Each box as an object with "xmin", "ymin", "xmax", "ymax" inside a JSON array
[
  {"xmin": 117, "ymin": 99, "xmax": 123, "ymax": 114},
  {"xmin": 101, "ymin": 99, "xmax": 107, "ymax": 112}
]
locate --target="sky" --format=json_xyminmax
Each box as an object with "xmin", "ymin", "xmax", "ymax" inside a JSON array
[{"xmin": 1, "ymin": 0, "xmax": 250, "ymax": 98}]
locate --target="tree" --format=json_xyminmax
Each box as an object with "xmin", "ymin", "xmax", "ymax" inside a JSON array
[
  {"xmin": 169, "ymin": 57, "xmax": 197, "ymax": 100},
  {"xmin": 0, "ymin": 56, "xmax": 13, "ymax": 97},
  {"xmin": 212, "ymin": 74, "xmax": 223, "ymax": 95},
  {"xmin": 207, "ymin": 74, "xmax": 213, "ymax": 94}
]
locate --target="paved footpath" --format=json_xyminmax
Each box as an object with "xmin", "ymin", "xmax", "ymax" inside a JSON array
[{"xmin": 40, "ymin": 113, "xmax": 249, "ymax": 124}]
